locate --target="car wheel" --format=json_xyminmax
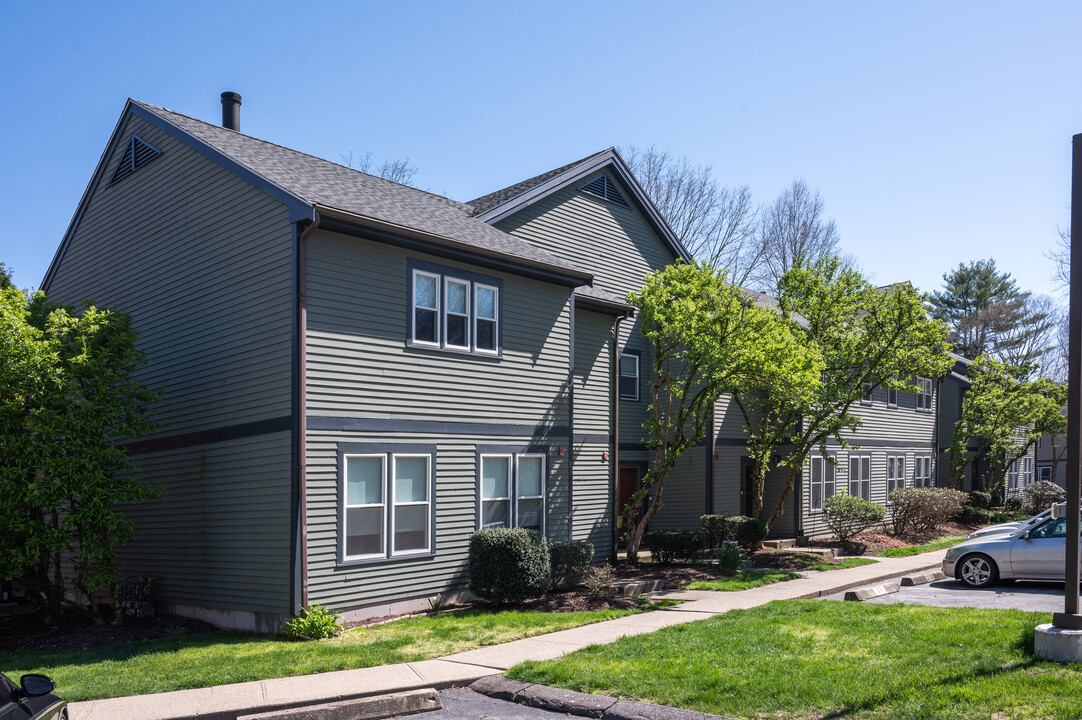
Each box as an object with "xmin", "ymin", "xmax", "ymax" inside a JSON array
[{"xmin": 958, "ymin": 553, "xmax": 999, "ymax": 588}]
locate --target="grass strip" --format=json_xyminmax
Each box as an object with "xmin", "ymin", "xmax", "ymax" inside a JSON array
[
  {"xmin": 508, "ymin": 600, "xmax": 1080, "ymax": 720},
  {"xmin": 878, "ymin": 535, "xmax": 966, "ymax": 557},
  {"xmin": 805, "ymin": 556, "xmax": 879, "ymax": 571},
  {"xmin": 685, "ymin": 570, "xmax": 800, "ymax": 591},
  {"xmin": 3, "ymin": 604, "xmax": 668, "ymax": 701}
]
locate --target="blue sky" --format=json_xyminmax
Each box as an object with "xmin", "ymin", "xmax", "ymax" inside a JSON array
[{"xmin": 3, "ymin": 1, "xmax": 1080, "ymax": 303}]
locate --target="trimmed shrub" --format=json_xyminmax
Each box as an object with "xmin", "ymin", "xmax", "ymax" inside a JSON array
[
  {"xmin": 283, "ymin": 603, "xmax": 341, "ymax": 640},
  {"xmin": 468, "ymin": 527, "xmax": 552, "ymax": 603},
  {"xmin": 729, "ymin": 516, "xmax": 769, "ymax": 550},
  {"xmin": 644, "ymin": 529, "xmax": 706, "ymax": 564},
  {"xmin": 956, "ymin": 505, "xmax": 997, "ymax": 527},
  {"xmin": 989, "ymin": 491, "xmax": 1004, "ymax": 507},
  {"xmin": 1022, "ymin": 480, "xmax": 1066, "ymax": 515},
  {"xmin": 824, "ymin": 494, "xmax": 885, "ymax": 543},
  {"xmin": 716, "ymin": 544, "xmax": 746, "ymax": 573},
  {"xmin": 1005, "ymin": 496, "xmax": 1023, "ymax": 512},
  {"xmin": 701, "ymin": 515, "xmax": 727, "ymax": 548},
  {"xmin": 966, "ymin": 491, "xmax": 992, "ymax": 510},
  {"xmin": 889, "ymin": 487, "xmax": 967, "ymax": 535},
  {"xmin": 549, "ymin": 540, "xmax": 594, "ymax": 590},
  {"xmin": 700, "ymin": 515, "xmax": 769, "ymax": 550}
]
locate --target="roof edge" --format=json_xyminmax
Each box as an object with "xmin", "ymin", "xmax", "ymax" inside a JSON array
[
  {"xmin": 315, "ymin": 206, "xmax": 593, "ymax": 287},
  {"xmin": 473, "ymin": 149, "xmax": 693, "ymax": 264}
]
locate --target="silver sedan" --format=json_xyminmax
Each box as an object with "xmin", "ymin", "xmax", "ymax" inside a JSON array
[{"xmin": 943, "ymin": 515, "xmax": 1080, "ymax": 588}]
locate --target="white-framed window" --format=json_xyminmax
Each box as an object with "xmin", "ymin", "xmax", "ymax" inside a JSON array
[
  {"xmin": 619, "ymin": 351, "xmax": 640, "ymax": 401},
  {"xmin": 1037, "ymin": 436, "xmax": 1042, "ymax": 448},
  {"xmin": 861, "ymin": 383, "xmax": 873, "ymax": 405},
  {"xmin": 443, "ymin": 278, "xmax": 471, "ymax": 350},
  {"xmin": 1008, "ymin": 459, "xmax": 1020, "ymax": 490},
  {"xmin": 916, "ymin": 377, "xmax": 933, "ymax": 411},
  {"xmin": 1039, "ymin": 465, "xmax": 1053, "ymax": 482},
  {"xmin": 474, "ymin": 284, "xmax": 499, "ymax": 354},
  {"xmin": 478, "ymin": 452, "xmax": 546, "ymax": 534},
  {"xmin": 913, "ymin": 455, "xmax": 933, "ymax": 487},
  {"xmin": 886, "ymin": 381, "xmax": 898, "ymax": 408},
  {"xmin": 809, "ymin": 453, "xmax": 837, "ymax": 512},
  {"xmin": 340, "ymin": 445, "xmax": 435, "ymax": 563},
  {"xmin": 412, "ymin": 270, "xmax": 441, "ymax": 347},
  {"xmin": 1023, "ymin": 457, "xmax": 1033, "ymax": 486},
  {"xmin": 849, "ymin": 454, "xmax": 871, "ymax": 501},
  {"xmin": 886, "ymin": 455, "xmax": 905, "ymax": 500},
  {"xmin": 409, "ymin": 264, "xmax": 501, "ymax": 356}
]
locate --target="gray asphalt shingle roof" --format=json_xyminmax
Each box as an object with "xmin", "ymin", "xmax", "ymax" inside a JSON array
[
  {"xmin": 132, "ymin": 101, "xmax": 590, "ymax": 280},
  {"xmin": 466, "ymin": 149, "xmax": 611, "ymax": 217}
]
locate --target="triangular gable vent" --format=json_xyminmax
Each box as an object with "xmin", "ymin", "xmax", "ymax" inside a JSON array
[
  {"xmin": 579, "ymin": 174, "xmax": 629, "ymax": 208},
  {"xmin": 110, "ymin": 135, "xmax": 162, "ymax": 186}
]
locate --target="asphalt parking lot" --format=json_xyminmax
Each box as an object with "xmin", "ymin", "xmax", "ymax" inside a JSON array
[{"xmin": 825, "ymin": 578, "xmax": 1070, "ymax": 612}]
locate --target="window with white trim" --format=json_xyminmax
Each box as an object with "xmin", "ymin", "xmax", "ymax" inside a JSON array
[
  {"xmin": 861, "ymin": 383, "xmax": 873, "ymax": 405},
  {"xmin": 1008, "ymin": 459, "xmax": 1020, "ymax": 490},
  {"xmin": 410, "ymin": 265, "xmax": 501, "ymax": 356},
  {"xmin": 886, "ymin": 455, "xmax": 905, "ymax": 500},
  {"xmin": 886, "ymin": 381, "xmax": 898, "ymax": 408},
  {"xmin": 1023, "ymin": 457, "xmax": 1033, "ymax": 486},
  {"xmin": 809, "ymin": 454, "xmax": 837, "ymax": 512},
  {"xmin": 619, "ymin": 352, "xmax": 640, "ymax": 401},
  {"xmin": 341, "ymin": 447, "xmax": 434, "ymax": 563},
  {"xmin": 1039, "ymin": 465, "xmax": 1053, "ymax": 482},
  {"xmin": 848, "ymin": 455, "xmax": 871, "ymax": 501},
  {"xmin": 916, "ymin": 377, "xmax": 933, "ymax": 411},
  {"xmin": 913, "ymin": 455, "xmax": 933, "ymax": 487},
  {"xmin": 479, "ymin": 452, "xmax": 546, "ymax": 534}
]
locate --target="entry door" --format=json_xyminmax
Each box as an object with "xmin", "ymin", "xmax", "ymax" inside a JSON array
[
  {"xmin": 1010, "ymin": 517, "xmax": 1068, "ymax": 578},
  {"xmin": 618, "ymin": 466, "xmax": 640, "ymax": 530},
  {"xmin": 742, "ymin": 460, "xmax": 757, "ymax": 518}
]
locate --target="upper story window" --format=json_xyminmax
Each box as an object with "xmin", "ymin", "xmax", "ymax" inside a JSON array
[
  {"xmin": 886, "ymin": 380, "xmax": 898, "ymax": 408},
  {"xmin": 409, "ymin": 261, "xmax": 501, "ymax": 357},
  {"xmin": 861, "ymin": 383, "xmax": 873, "ymax": 405},
  {"xmin": 916, "ymin": 377, "xmax": 933, "ymax": 411},
  {"xmin": 619, "ymin": 351, "xmax": 640, "ymax": 401}
]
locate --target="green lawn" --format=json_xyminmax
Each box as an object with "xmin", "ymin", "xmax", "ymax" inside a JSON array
[
  {"xmin": 3, "ymin": 604, "xmax": 666, "ymax": 702},
  {"xmin": 685, "ymin": 570, "xmax": 800, "ymax": 591},
  {"xmin": 508, "ymin": 600, "xmax": 1082, "ymax": 720},
  {"xmin": 878, "ymin": 535, "xmax": 966, "ymax": 557}
]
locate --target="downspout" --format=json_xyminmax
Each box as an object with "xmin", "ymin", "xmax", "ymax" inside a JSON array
[
  {"xmin": 934, "ymin": 375, "xmax": 942, "ymax": 487},
  {"xmin": 706, "ymin": 403, "xmax": 715, "ymax": 515},
  {"xmin": 610, "ymin": 311, "xmax": 630, "ymax": 561},
  {"xmin": 567, "ymin": 289, "xmax": 575, "ymax": 541},
  {"xmin": 294, "ymin": 213, "xmax": 320, "ymax": 611}
]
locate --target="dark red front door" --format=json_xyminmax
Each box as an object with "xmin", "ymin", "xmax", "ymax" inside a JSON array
[{"xmin": 618, "ymin": 467, "xmax": 639, "ymax": 531}]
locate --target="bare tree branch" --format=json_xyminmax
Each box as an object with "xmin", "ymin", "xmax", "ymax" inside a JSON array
[
  {"xmin": 341, "ymin": 150, "xmax": 419, "ymax": 186},
  {"xmin": 754, "ymin": 179, "xmax": 843, "ymax": 292}
]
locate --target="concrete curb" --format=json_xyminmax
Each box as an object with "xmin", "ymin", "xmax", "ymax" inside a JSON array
[
  {"xmin": 469, "ymin": 678, "xmax": 736, "ymax": 720},
  {"xmin": 789, "ymin": 556, "xmax": 943, "ymax": 599},
  {"xmin": 236, "ymin": 688, "xmax": 441, "ymax": 720},
  {"xmin": 901, "ymin": 570, "xmax": 946, "ymax": 586},
  {"xmin": 844, "ymin": 582, "xmax": 900, "ymax": 601}
]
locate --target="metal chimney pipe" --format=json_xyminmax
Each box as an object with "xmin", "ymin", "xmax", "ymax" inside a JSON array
[{"xmin": 221, "ymin": 92, "xmax": 242, "ymax": 131}]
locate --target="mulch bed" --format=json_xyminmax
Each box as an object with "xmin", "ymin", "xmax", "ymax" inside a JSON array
[
  {"xmin": 808, "ymin": 520, "xmax": 981, "ymax": 556},
  {"xmin": 0, "ymin": 608, "xmax": 219, "ymax": 653},
  {"xmin": 612, "ymin": 562, "xmax": 732, "ymax": 585}
]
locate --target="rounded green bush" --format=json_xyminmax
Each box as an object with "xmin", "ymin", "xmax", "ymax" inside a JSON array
[
  {"xmin": 469, "ymin": 527, "xmax": 552, "ymax": 603},
  {"xmin": 824, "ymin": 494, "xmax": 885, "ymax": 543},
  {"xmin": 549, "ymin": 540, "xmax": 594, "ymax": 590}
]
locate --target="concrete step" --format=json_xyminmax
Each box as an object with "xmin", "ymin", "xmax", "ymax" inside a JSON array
[
  {"xmin": 762, "ymin": 539, "xmax": 797, "ymax": 550},
  {"xmin": 612, "ymin": 577, "xmax": 670, "ymax": 595}
]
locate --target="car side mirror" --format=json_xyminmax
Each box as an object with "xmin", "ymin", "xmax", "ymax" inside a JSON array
[
  {"xmin": 19, "ymin": 674, "xmax": 56, "ymax": 698},
  {"xmin": 1021, "ymin": 531, "xmax": 1031, "ymax": 541}
]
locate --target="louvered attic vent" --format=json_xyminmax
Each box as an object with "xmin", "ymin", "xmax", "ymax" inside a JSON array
[
  {"xmin": 110, "ymin": 135, "xmax": 162, "ymax": 186},
  {"xmin": 579, "ymin": 174, "xmax": 629, "ymax": 208}
]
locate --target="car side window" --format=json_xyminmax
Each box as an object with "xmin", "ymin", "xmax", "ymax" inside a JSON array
[{"xmin": 1031, "ymin": 518, "xmax": 1067, "ymax": 539}]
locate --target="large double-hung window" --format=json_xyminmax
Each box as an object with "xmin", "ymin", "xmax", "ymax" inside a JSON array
[
  {"xmin": 886, "ymin": 455, "xmax": 905, "ymax": 500},
  {"xmin": 409, "ymin": 262, "xmax": 501, "ymax": 356},
  {"xmin": 809, "ymin": 453, "xmax": 837, "ymax": 512},
  {"xmin": 340, "ymin": 444, "xmax": 436, "ymax": 563},
  {"xmin": 849, "ymin": 455, "xmax": 871, "ymax": 501},
  {"xmin": 916, "ymin": 377, "xmax": 933, "ymax": 411},
  {"xmin": 913, "ymin": 455, "xmax": 933, "ymax": 488},
  {"xmin": 478, "ymin": 451, "xmax": 546, "ymax": 534}
]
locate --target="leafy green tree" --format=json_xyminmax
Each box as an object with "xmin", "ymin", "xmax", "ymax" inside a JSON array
[
  {"xmin": 625, "ymin": 263, "xmax": 821, "ymax": 562},
  {"xmin": 0, "ymin": 288, "xmax": 159, "ymax": 622},
  {"xmin": 928, "ymin": 259, "xmax": 1054, "ymax": 375},
  {"xmin": 946, "ymin": 355, "xmax": 1067, "ymax": 491},
  {"xmin": 735, "ymin": 258, "xmax": 954, "ymax": 529},
  {"xmin": 0, "ymin": 260, "xmax": 11, "ymax": 289}
]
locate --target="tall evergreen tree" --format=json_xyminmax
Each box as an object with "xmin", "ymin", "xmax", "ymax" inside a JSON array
[{"xmin": 928, "ymin": 259, "xmax": 1054, "ymax": 375}]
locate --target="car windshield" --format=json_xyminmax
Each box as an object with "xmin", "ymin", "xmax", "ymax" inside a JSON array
[{"xmin": 1029, "ymin": 517, "xmax": 1068, "ymax": 539}]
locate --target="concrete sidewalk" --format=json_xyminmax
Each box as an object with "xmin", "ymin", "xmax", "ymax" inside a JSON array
[{"xmin": 68, "ymin": 551, "xmax": 948, "ymax": 720}]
